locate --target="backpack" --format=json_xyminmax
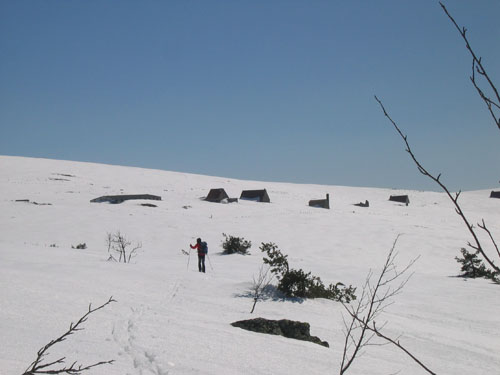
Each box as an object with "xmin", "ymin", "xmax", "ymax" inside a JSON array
[{"xmin": 201, "ymin": 241, "xmax": 208, "ymax": 254}]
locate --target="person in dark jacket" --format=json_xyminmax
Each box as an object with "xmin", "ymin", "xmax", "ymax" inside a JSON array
[{"xmin": 190, "ymin": 237, "xmax": 206, "ymax": 273}]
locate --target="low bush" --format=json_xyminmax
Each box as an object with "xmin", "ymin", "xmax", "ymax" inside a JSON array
[
  {"xmin": 106, "ymin": 232, "xmax": 142, "ymax": 263},
  {"xmin": 260, "ymin": 242, "xmax": 356, "ymax": 302},
  {"xmin": 222, "ymin": 233, "xmax": 252, "ymax": 255},
  {"xmin": 455, "ymin": 248, "xmax": 499, "ymax": 282}
]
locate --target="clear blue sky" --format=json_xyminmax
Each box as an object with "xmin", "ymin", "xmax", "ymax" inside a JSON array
[{"xmin": 1, "ymin": 1, "xmax": 499, "ymax": 191}]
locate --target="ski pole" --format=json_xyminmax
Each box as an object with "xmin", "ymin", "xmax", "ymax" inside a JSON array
[
  {"xmin": 187, "ymin": 248, "xmax": 191, "ymax": 270},
  {"xmin": 207, "ymin": 254, "xmax": 214, "ymax": 272}
]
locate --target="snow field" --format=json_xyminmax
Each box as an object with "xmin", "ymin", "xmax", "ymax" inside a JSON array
[{"xmin": 0, "ymin": 155, "xmax": 499, "ymax": 374}]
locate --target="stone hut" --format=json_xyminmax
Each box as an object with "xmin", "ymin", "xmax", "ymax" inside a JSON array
[
  {"xmin": 308, "ymin": 194, "xmax": 330, "ymax": 209},
  {"xmin": 240, "ymin": 189, "xmax": 270, "ymax": 203},
  {"xmin": 389, "ymin": 195, "xmax": 409, "ymax": 205},
  {"xmin": 490, "ymin": 191, "xmax": 500, "ymax": 199},
  {"xmin": 354, "ymin": 200, "xmax": 369, "ymax": 207},
  {"xmin": 205, "ymin": 188, "xmax": 229, "ymax": 203}
]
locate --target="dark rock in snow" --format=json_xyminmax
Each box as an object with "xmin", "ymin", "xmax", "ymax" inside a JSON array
[
  {"xmin": 231, "ymin": 318, "xmax": 329, "ymax": 347},
  {"xmin": 90, "ymin": 194, "xmax": 161, "ymax": 204}
]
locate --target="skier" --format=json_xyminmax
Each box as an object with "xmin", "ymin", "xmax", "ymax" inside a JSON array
[{"xmin": 190, "ymin": 238, "xmax": 208, "ymax": 273}]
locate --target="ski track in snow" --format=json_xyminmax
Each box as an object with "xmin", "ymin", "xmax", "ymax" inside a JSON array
[
  {"xmin": 113, "ymin": 305, "xmax": 161, "ymax": 375},
  {"xmin": 112, "ymin": 276, "xmax": 185, "ymax": 374}
]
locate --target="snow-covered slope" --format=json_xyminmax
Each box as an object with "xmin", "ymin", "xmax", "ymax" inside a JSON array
[{"xmin": 1, "ymin": 155, "xmax": 499, "ymax": 374}]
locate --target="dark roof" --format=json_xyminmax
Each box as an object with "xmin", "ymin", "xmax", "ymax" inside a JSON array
[
  {"xmin": 389, "ymin": 195, "xmax": 410, "ymax": 204},
  {"xmin": 354, "ymin": 200, "xmax": 369, "ymax": 208},
  {"xmin": 205, "ymin": 188, "xmax": 229, "ymax": 202},
  {"xmin": 240, "ymin": 189, "xmax": 270, "ymax": 203},
  {"xmin": 308, "ymin": 194, "xmax": 330, "ymax": 209},
  {"xmin": 490, "ymin": 191, "xmax": 500, "ymax": 199}
]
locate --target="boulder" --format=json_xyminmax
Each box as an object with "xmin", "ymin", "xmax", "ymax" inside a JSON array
[
  {"xmin": 90, "ymin": 194, "xmax": 161, "ymax": 204},
  {"xmin": 231, "ymin": 318, "xmax": 329, "ymax": 347}
]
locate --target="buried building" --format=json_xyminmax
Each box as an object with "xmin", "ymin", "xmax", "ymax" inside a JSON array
[
  {"xmin": 490, "ymin": 191, "xmax": 500, "ymax": 199},
  {"xmin": 240, "ymin": 189, "xmax": 270, "ymax": 203},
  {"xmin": 389, "ymin": 194, "xmax": 410, "ymax": 205},
  {"xmin": 205, "ymin": 188, "xmax": 229, "ymax": 203},
  {"xmin": 354, "ymin": 200, "xmax": 370, "ymax": 208},
  {"xmin": 308, "ymin": 194, "xmax": 330, "ymax": 209},
  {"xmin": 205, "ymin": 188, "xmax": 237, "ymax": 203}
]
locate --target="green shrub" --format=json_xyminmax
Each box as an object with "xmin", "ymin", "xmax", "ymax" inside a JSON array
[
  {"xmin": 261, "ymin": 242, "xmax": 289, "ymax": 275},
  {"xmin": 222, "ymin": 233, "xmax": 252, "ymax": 255},
  {"xmin": 260, "ymin": 242, "xmax": 356, "ymax": 302},
  {"xmin": 455, "ymin": 248, "xmax": 498, "ymax": 281},
  {"xmin": 278, "ymin": 268, "xmax": 313, "ymax": 297}
]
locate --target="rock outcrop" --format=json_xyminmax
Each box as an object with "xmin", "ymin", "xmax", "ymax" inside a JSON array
[{"xmin": 231, "ymin": 318, "xmax": 329, "ymax": 347}]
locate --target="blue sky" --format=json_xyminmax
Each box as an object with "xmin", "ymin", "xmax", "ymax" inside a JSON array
[{"xmin": 1, "ymin": 1, "xmax": 499, "ymax": 191}]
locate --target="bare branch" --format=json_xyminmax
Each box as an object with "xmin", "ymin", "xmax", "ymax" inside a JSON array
[
  {"xmin": 440, "ymin": 2, "xmax": 500, "ymax": 130},
  {"xmin": 107, "ymin": 232, "xmax": 142, "ymax": 264},
  {"xmin": 340, "ymin": 236, "xmax": 424, "ymax": 374},
  {"xmin": 250, "ymin": 264, "xmax": 274, "ymax": 313},
  {"xmin": 23, "ymin": 297, "xmax": 116, "ymax": 375},
  {"xmin": 478, "ymin": 219, "xmax": 500, "ymax": 259},
  {"xmin": 369, "ymin": 321, "xmax": 437, "ymax": 375},
  {"xmin": 375, "ymin": 96, "xmax": 499, "ymax": 273},
  {"xmin": 127, "ymin": 242, "xmax": 143, "ymax": 263}
]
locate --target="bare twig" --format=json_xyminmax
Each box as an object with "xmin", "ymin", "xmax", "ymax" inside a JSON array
[
  {"xmin": 23, "ymin": 297, "xmax": 116, "ymax": 374},
  {"xmin": 344, "ymin": 313, "xmax": 437, "ymax": 375},
  {"xmin": 371, "ymin": 326, "xmax": 436, "ymax": 375},
  {"xmin": 106, "ymin": 232, "xmax": 142, "ymax": 263},
  {"xmin": 375, "ymin": 96, "xmax": 499, "ymax": 274},
  {"xmin": 250, "ymin": 264, "xmax": 274, "ymax": 313},
  {"xmin": 440, "ymin": 2, "xmax": 500, "ymax": 131},
  {"xmin": 128, "ymin": 242, "xmax": 142, "ymax": 263},
  {"xmin": 340, "ymin": 236, "xmax": 427, "ymax": 374},
  {"xmin": 478, "ymin": 219, "xmax": 500, "ymax": 260}
]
